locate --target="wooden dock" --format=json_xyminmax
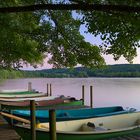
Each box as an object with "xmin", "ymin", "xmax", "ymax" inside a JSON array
[
  {"xmin": 0, "ymin": 116, "xmax": 20, "ymax": 140},
  {"xmin": 107, "ymin": 135, "xmax": 140, "ymax": 140},
  {"xmin": 1, "ymin": 115, "xmax": 140, "ymax": 140}
]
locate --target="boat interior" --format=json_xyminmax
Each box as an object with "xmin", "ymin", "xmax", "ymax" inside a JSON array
[{"xmin": 38, "ymin": 112, "xmax": 140, "ymax": 132}]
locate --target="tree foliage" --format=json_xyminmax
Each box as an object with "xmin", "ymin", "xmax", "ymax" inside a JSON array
[
  {"xmin": 0, "ymin": 1, "xmax": 46, "ymax": 69},
  {"xmin": 0, "ymin": 0, "xmax": 105, "ymax": 69},
  {"xmin": 0, "ymin": 0, "xmax": 139, "ymax": 69},
  {"xmin": 35, "ymin": 6, "xmax": 105, "ymax": 68},
  {"xmin": 79, "ymin": 0, "xmax": 140, "ymax": 62}
]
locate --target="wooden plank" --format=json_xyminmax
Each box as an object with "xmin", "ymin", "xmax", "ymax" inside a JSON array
[
  {"xmin": 0, "ymin": 116, "xmax": 20, "ymax": 140},
  {"xmin": 0, "ymin": 112, "xmax": 30, "ymax": 124},
  {"xmin": 107, "ymin": 135, "xmax": 140, "ymax": 140}
]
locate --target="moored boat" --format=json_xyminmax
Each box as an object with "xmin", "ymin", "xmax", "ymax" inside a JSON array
[
  {"xmin": 5, "ymin": 106, "xmax": 133, "ymax": 122},
  {"xmin": 0, "ymin": 89, "xmax": 28, "ymax": 93},
  {"xmin": 0, "ymin": 89, "xmax": 44, "ymax": 98},
  {"xmin": 14, "ymin": 112, "xmax": 140, "ymax": 140},
  {"xmin": 0, "ymin": 96, "xmax": 82, "ymax": 110}
]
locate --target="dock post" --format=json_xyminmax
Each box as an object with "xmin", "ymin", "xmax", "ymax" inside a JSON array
[
  {"xmin": 9, "ymin": 110, "xmax": 13, "ymax": 126},
  {"xmin": 46, "ymin": 83, "xmax": 49, "ymax": 96},
  {"xmin": 28, "ymin": 82, "xmax": 32, "ymax": 91},
  {"xmin": 82, "ymin": 85, "xmax": 85, "ymax": 105},
  {"xmin": 90, "ymin": 86, "xmax": 93, "ymax": 108},
  {"xmin": 49, "ymin": 109, "xmax": 56, "ymax": 140},
  {"xmin": 50, "ymin": 84, "xmax": 52, "ymax": 96},
  {"xmin": 30, "ymin": 100, "xmax": 36, "ymax": 140}
]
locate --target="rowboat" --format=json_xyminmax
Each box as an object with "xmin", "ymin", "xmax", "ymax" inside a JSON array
[
  {"xmin": 0, "ymin": 95, "xmax": 58, "ymax": 102},
  {"xmin": 0, "ymin": 89, "xmax": 28, "ymax": 93},
  {"xmin": 14, "ymin": 112, "xmax": 140, "ymax": 140},
  {"xmin": 0, "ymin": 89, "xmax": 45, "ymax": 98},
  {"xmin": 5, "ymin": 106, "xmax": 132, "ymax": 122},
  {"xmin": 0, "ymin": 96, "xmax": 83, "ymax": 110},
  {"xmin": 0, "ymin": 89, "xmax": 82, "ymax": 109}
]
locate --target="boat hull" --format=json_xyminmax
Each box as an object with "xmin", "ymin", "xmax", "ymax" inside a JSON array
[
  {"xmin": 14, "ymin": 112, "xmax": 140, "ymax": 140},
  {"xmin": 1, "ymin": 99, "xmax": 82, "ymax": 110},
  {"xmin": 11, "ymin": 106, "xmax": 128, "ymax": 122},
  {"xmin": 14, "ymin": 124, "xmax": 140, "ymax": 140},
  {"xmin": 3, "ymin": 106, "xmax": 130, "ymax": 126},
  {"xmin": 0, "ymin": 91, "xmax": 44, "ymax": 98}
]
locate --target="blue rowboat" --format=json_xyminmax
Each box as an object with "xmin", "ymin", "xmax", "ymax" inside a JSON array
[{"xmin": 7, "ymin": 106, "xmax": 135, "ymax": 123}]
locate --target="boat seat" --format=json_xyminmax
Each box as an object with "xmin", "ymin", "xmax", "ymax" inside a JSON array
[
  {"xmin": 81, "ymin": 122, "xmax": 108, "ymax": 132},
  {"xmin": 81, "ymin": 122, "xmax": 95, "ymax": 131},
  {"xmin": 135, "ymin": 119, "xmax": 140, "ymax": 125},
  {"xmin": 81, "ymin": 123, "xmax": 95, "ymax": 131}
]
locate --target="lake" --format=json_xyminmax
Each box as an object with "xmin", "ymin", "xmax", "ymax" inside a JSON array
[{"xmin": 0, "ymin": 78, "xmax": 140, "ymax": 110}]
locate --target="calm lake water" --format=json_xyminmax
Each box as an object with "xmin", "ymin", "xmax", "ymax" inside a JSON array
[{"xmin": 0, "ymin": 78, "xmax": 140, "ymax": 110}]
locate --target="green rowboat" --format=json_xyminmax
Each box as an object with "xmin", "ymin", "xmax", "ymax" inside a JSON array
[{"xmin": 0, "ymin": 89, "xmax": 44, "ymax": 98}]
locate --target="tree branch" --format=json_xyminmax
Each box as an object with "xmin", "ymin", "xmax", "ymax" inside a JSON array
[
  {"xmin": 69, "ymin": 0, "xmax": 86, "ymax": 4},
  {"xmin": 0, "ymin": 4, "xmax": 139, "ymax": 13}
]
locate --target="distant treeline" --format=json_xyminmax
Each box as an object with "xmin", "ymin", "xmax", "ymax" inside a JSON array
[
  {"xmin": 24, "ymin": 64, "xmax": 140, "ymax": 78},
  {"xmin": 0, "ymin": 70, "xmax": 24, "ymax": 80},
  {"xmin": 2, "ymin": 64, "xmax": 140, "ymax": 79}
]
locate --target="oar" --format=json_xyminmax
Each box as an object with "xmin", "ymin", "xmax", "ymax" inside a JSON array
[
  {"xmin": 0, "ymin": 111, "xmax": 30, "ymax": 124},
  {"xmin": 0, "ymin": 112, "xmax": 49, "ymax": 129}
]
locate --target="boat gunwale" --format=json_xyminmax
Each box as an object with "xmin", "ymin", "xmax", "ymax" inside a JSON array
[
  {"xmin": 14, "ymin": 124, "xmax": 140, "ymax": 135},
  {"xmin": 11, "ymin": 106, "xmax": 126, "ymax": 119},
  {"xmin": 0, "ymin": 95, "xmax": 59, "ymax": 102}
]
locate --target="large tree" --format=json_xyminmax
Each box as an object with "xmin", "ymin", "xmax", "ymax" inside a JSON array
[{"xmin": 0, "ymin": 0, "xmax": 139, "ymax": 69}]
